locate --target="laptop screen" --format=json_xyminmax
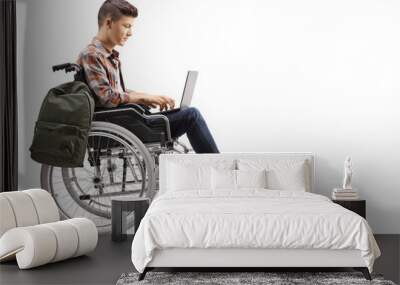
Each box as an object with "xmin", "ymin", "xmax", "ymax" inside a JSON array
[{"xmin": 180, "ymin": 70, "xmax": 198, "ymax": 109}]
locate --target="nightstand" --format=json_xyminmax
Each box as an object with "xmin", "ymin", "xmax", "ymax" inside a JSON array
[{"xmin": 332, "ymin": 199, "xmax": 366, "ymax": 219}]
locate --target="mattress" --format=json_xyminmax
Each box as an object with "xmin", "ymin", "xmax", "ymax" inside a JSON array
[{"xmin": 131, "ymin": 190, "xmax": 380, "ymax": 273}]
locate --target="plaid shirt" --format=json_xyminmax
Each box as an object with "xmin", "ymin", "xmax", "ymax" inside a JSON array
[{"xmin": 77, "ymin": 38, "xmax": 129, "ymax": 107}]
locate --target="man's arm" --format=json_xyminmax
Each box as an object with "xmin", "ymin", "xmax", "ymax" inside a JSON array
[
  {"xmin": 126, "ymin": 90, "xmax": 175, "ymax": 111},
  {"xmin": 80, "ymin": 52, "xmax": 128, "ymax": 107},
  {"xmin": 80, "ymin": 52, "xmax": 175, "ymax": 109},
  {"xmin": 125, "ymin": 89, "xmax": 152, "ymax": 106}
]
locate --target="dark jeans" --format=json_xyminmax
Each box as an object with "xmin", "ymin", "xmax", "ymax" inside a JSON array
[{"xmin": 163, "ymin": 107, "xmax": 219, "ymax": 153}]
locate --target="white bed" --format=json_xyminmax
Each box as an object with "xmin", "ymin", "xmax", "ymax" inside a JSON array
[{"xmin": 131, "ymin": 153, "xmax": 380, "ymax": 280}]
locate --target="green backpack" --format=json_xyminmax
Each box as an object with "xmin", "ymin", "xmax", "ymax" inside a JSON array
[{"xmin": 30, "ymin": 81, "xmax": 95, "ymax": 167}]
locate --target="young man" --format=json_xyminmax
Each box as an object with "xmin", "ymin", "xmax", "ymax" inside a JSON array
[{"xmin": 77, "ymin": 0, "xmax": 219, "ymax": 153}]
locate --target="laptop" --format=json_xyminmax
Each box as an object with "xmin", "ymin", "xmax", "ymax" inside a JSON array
[{"xmin": 151, "ymin": 70, "xmax": 198, "ymax": 115}]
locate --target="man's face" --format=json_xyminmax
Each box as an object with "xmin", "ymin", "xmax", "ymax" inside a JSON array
[{"xmin": 106, "ymin": 16, "xmax": 135, "ymax": 46}]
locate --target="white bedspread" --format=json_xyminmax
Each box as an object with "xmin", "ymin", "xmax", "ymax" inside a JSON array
[{"xmin": 131, "ymin": 190, "xmax": 380, "ymax": 273}]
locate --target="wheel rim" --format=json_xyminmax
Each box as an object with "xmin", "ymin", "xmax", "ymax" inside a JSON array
[
  {"xmin": 62, "ymin": 131, "xmax": 147, "ymax": 218},
  {"xmin": 41, "ymin": 122, "xmax": 155, "ymax": 231}
]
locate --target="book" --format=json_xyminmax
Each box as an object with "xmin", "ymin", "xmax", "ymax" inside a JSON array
[
  {"xmin": 332, "ymin": 192, "xmax": 358, "ymax": 197},
  {"xmin": 332, "ymin": 196, "xmax": 360, "ymax": 201},
  {"xmin": 333, "ymin": 188, "xmax": 358, "ymax": 193},
  {"xmin": 332, "ymin": 193, "xmax": 359, "ymax": 200}
]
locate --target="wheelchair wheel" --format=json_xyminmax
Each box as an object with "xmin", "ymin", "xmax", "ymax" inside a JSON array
[{"xmin": 41, "ymin": 121, "xmax": 156, "ymax": 231}]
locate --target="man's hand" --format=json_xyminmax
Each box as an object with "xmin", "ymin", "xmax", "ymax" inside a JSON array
[
  {"xmin": 141, "ymin": 94, "xmax": 175, "ymax": 111},
  {"xmin": 127, "ymin": 92, "xmax": 175, "ymax": 111}
]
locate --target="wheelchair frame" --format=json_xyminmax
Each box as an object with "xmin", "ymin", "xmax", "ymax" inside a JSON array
[{"xmin": 40, "ymin": 63, "xmax": 190, "ymax": 230}]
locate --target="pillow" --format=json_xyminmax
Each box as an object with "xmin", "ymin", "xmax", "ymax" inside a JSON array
[
  {"xmin": 211, "ymin": 168, "xmax": 236, "ymax": 190},
  {"xmin": 164, "ymin": 157, "xmax": 236, "ymax": 170},
  {"xmin": 266, "ymin": 165, "xmax": 306, "ymax": 191},
  {"xmin": 166, "ymin": 162, "xmax": 211, "ymax": 192},
  {"xmin": 211, "ymin": 168, "xmax": 268, "ymax": 190},
  {"xmin": 237, "ymin": 159, "xmax": 310, "ymax": 191},
  {"xmin": 236, "ymin": 169, "xmax": 268, "ymax": 189}
]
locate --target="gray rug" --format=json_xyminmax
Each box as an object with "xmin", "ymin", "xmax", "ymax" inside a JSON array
[{"xmin": 116, "ymin": 271, "xmax": 396, "ymax": 285}]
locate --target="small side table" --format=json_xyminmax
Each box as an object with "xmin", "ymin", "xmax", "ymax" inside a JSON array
[
  {"xmin": 111, "ymin": 197, "xmax": 150, "ymax": 242},
  {"xmin": 332, "ymin": 199, "xmax": 366, "ymax": 219}
]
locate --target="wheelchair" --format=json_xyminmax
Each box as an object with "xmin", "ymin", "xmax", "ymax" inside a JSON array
[{"xmin": 40, "ymin": 63, "xmax": 190, "ymax": 231}]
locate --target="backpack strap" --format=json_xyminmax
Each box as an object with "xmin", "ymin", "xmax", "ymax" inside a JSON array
[{"xmin": 119, "ymin": 65, "xmax": 126, "ymax": 92}]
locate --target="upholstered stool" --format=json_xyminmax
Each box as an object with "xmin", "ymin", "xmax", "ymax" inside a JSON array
[
  {"xmin": 111, "ymin": 197, "xmax": 150, "ymax": 242},
  {"xmin": 0, "ymin": 189, "xmax": 98, "ymax": 269}
]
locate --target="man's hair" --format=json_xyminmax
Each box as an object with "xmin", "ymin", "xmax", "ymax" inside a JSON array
[{"xmin": 98, "ymin": 0, "xmax": 138, "ymax": 28}]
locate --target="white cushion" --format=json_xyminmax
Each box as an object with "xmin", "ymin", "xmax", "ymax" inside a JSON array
[
  {"xmin": 65, "ymin": 218, "xmax": 98, "ymax": 257},
  {"xmin": 0, "ymin": 189, "xmax": 98, "ymax": 269},
  {"xmin": 211, "ymin": 168, "xmax": 236, "ymax": 190},
  {"xmin": 236, "ymin": 169, "xmax": 268, "ymax": 189},
  {"xmin": 0, "ymin": 225, "xmax": 57, "ymax": 269},
  {"xmin": 163, "ymin": 156, "xmax": 236, "ymax": 169},
  {"xmin": 211, "ymin": 169, "xmax": 268, "ymax": 190},
  {"xmin": 24, "ymin": 189, "xmax": 60, "ymax": 223},
  {"xmin": 267, "ymin": 163, "xmax": 307, "ymax": 191},
  {"xmin": 0, "ymin": 189, "xmax": 59, "ymax": 237},
  {"xmin": 42, "ymin": 221, "xmax": 79, "ymax": 262},
  {"xmin": 238, "ymin": 159, "xmax": 310, "ymax": 191},
  {"xmin": 160, "ymin": 154, "xmax": 314, "ymax": 193},
  {"xmin": 0, "ymin": 192, "xmax": 39, "ymax": 227},
  {"xmin": 0, "ymin": 218, "xmax": 97, "ymax": 269},
  {"xmin": 166, "ymin": 162, "xmax": 212, "ymax": 192},
  {"xmin": 0, "ymin": 196, "xmax": 17, "ymax": 237}
]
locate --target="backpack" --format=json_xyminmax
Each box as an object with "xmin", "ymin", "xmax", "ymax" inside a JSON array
[{"xmin": 30, "ymin": 81, "xmax": 95, "ymax": 167}]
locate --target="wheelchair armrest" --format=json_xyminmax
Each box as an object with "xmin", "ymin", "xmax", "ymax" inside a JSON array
[
  {"xmin": 125, "ymin": 103, "xmax": 152, "ymax": 115},
  {"xmin": 136, "ymin": 104, "xmax": 152, "ymax": 114},
  {"xmin": 95, "ymin": 103, "xmax": 150, "ymax": 115},
  {"xmin": 93, "ymin": 105, "xmax": 173, "ymax": 144}
]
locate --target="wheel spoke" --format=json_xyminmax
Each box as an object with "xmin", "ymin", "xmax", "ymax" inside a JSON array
[{"xmin": 42, "ymin": 125, "xmax": 155, "ymax": 231}]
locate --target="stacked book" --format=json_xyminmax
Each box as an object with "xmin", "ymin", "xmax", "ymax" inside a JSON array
[{"xmin": 332, "ymin": 188, "xmax": 359, "ymax": 200}]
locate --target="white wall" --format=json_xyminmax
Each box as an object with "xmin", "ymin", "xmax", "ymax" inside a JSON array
[{"xmin": 17, "ymin": 0, "xmax": 400, "ymax": 233}]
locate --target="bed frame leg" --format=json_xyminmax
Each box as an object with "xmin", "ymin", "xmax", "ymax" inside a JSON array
[
  {"xmin": 138, "ymin": 268, "xmax": 148, "ymax": 281},
  {"xmin": 354, "ymin": 267, "xmax": 371, "ymax": 280}
]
